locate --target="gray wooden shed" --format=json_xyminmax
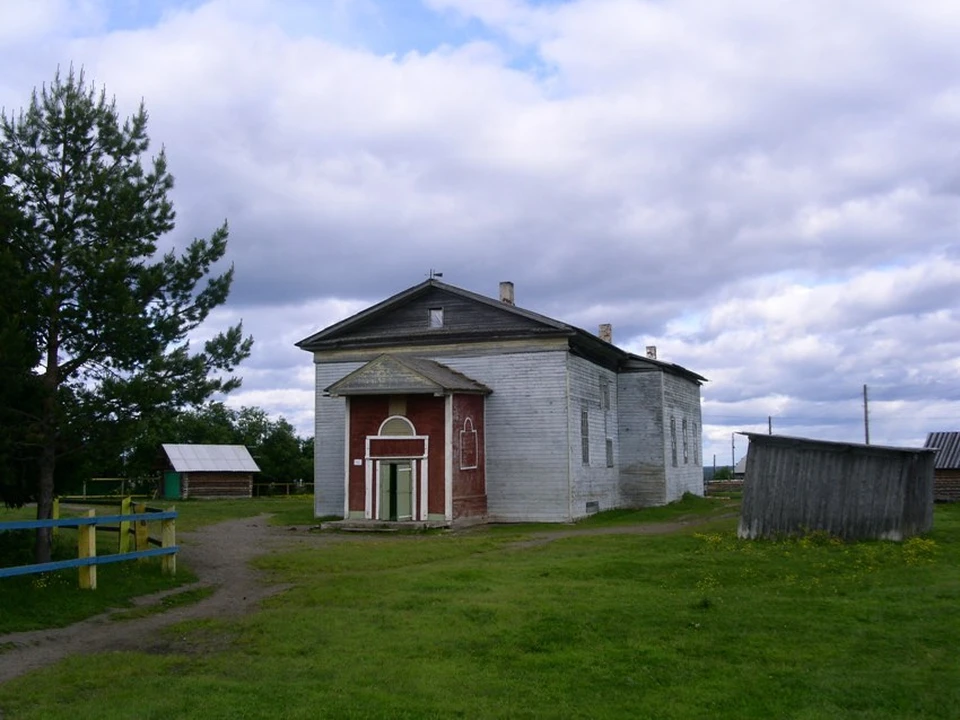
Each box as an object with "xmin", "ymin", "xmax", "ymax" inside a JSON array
[{"xmin": 738, "ymin": 433, "xmax": 934, "ymax": 541}]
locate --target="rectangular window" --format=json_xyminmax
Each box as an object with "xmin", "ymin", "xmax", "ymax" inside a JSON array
[
  {"xmin": 670, "ymin": 416, "xmax": 678, "ymax": 467},
  {"xmin": 581, "ymin": 409, "xmax": 590, "ymax": 465},
  {"xmin": 693, "ymin": 423, "xmax": 699, "ymax": 465},
  {"xmin": 429, "ymin": 308, "xmax": 443, "ymax": 328},
  {"xmin": 600, "ymin": 378, "xmax": 610, "ymax": 411},
  {"xmin": 606, "ymin": 438, "xmax": 614, "ymax": 468},
  {"xmin": 682, "ymin": 418, "xmax": 689, "ymax": 464}
]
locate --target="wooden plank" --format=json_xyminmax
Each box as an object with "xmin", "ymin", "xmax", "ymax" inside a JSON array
[
  {"xmin": 161, "ymin": 508, "xmax": 176, "ymax": 576},
  {"xmin": 134, "ymin": 502, "xmax": 149, "ymax": 557},
  {"xmin": 119, "ymin": 497, "xmax": 131, "ymax": 554},
  {"xmin": 0, "ymin": 511, "xmax": 176, "ymax": 531},
  {"xmin": 78, "ymin": 509, "xmax": 97, "ymax": 590},
  {"xmin": 0, "ymin": 546, "xmax": 179, "ymax": 578}
]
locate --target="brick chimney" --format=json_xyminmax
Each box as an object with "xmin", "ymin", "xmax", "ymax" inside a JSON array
[
  {"xmin": 598, "ymin": 324, "xmax": 612, "ymax": 344},
  {"xmin": 499, "ymin": 281, "xmax": 515, "ymax": 305},
  {"xmin": 646, "ymin": 345, "xmax": 657, "ymax": 360}
]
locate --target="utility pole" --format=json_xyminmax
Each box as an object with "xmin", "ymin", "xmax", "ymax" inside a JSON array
[
  {"xmin": 731, "ymin": 433, "xmax": 735, "ymax": 471},
  {"xmin": 768, "ymin": 416, "xmax": 772, "ymax": 435},
  {"xmin": 863, "ymin": 384, "xmax": 870, "ymax": 445}
]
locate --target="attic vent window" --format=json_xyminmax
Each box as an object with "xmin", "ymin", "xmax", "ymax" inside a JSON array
[{"xmin": 429, "ymin": 308, "xmax": 444, "ymax": 328}]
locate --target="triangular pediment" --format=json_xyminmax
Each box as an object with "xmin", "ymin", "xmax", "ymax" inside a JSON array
[
  {"xmin": 326, "ymin": 355, "xmax": 490, "ymax": 396},
  {"xmin": 297, "ymin": 280, "xmax": 572, "ymax": 351}
]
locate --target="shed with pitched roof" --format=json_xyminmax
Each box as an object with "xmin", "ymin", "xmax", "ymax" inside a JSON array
[{"xmin": 160, "ymin": 444, "xmax": 260, "ymax": 499}]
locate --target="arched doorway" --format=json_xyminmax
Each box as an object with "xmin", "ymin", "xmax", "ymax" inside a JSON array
[{"xmin": 377, "ymin": 416, "xmax": 415, "ymax": 521}]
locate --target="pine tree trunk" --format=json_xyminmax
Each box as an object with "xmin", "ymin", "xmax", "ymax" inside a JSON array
[
  {"xmin": 34, "ymin": 428, "xmax": 56, "ymax": 564},
  {"xmin": 34, "ymin": 338, "xmax": 59, "ymax": 565}
]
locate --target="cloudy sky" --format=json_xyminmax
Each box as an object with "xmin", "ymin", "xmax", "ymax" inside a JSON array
[{"xmin": 2, "ymin": 0, "xmax": 959, "ymax": 466}]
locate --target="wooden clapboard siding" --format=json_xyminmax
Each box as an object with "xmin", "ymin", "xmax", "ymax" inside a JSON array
[
  {"xmin": 934, "ymin": 469, "xmax": 960, "ymax": 502},
  {"xmin": 311, "ymin": 337, "xmax": 569, "ymax": 364},
  {"xmin": 435, "ymin": 350, "xmax": 571, "ymax": 522},
  {"xmin": 617, "ymin": 371, "xmax": 667, "ymax": 506},
  {"xmin": 661, "ymin": 372, "xmax": 704, "ymax": 502},
  {"xmin": 327, "ymin": 287, "xmax": 560, "ymax": 346},
  {"xmin": 568, "ymin": 354, "xmax": 620, "ymax": 518},
  {"xmin": 314, "ymin": 361, "xmax": 363, "ymax": 517},
  {"xmin": 182, "ymin": 472, "xmax": 253, "ymax": 498},
  {"xmin": 739, "ymin": 434, "xmax": 934, "ymax": 540}
]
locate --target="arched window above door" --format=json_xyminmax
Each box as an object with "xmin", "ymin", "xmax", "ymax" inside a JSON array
[{"xmin": 379, "ymin": 416, "xmax": 415, "ymax": 436}]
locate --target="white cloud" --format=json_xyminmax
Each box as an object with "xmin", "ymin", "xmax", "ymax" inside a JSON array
[{"xmin": 2, "ymin": 0, "xmax": 960, "ymax": 464}]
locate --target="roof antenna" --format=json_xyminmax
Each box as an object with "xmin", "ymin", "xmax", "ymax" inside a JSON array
[{"xmin": 428, "ymin": 268, "xmax": 443, "ymax": 279}]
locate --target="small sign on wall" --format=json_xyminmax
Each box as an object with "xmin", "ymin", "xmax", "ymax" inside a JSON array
[{"xmin": 353, "ymin": 459, "xmax": 362, "ymax": 466}]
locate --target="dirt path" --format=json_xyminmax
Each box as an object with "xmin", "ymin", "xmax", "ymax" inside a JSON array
[
  {"xmin": 502, "ymin": 511, "xmax": 739, "ymax": 549},
  {"xmin": 0, "ymin": 511, "xmax": 734, "ymax": 685},
  {"xmin": 0, "ymin": 515, "xmax": 329, "ymax": 684}
]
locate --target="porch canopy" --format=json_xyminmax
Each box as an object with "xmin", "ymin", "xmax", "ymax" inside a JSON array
[{"xmin": 325, "ymin": 354, "xmax": 490, "ymax": 397}]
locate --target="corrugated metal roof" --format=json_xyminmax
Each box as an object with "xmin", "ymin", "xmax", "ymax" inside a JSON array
[
  {"xmin": 924, "ymin": 432, "xmax": 960, "ymax": 469},
  {"xmin": 325, "ymin": 355, "xmax": 490, "ymax": 396},
  {"xmin": 162, "ymin": 444, "xmax": 261, "ymax": 473}
]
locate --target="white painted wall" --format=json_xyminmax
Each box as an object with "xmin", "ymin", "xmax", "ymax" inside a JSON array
[
  {"xmin": 617, "ymin": 371, "xmax": 668, "ymax": 506},
  {"xmin": 661, "ymin": 373, "xmax": 704, "ymax": 501},
  {"xmin": 435, "ymin": 351, "xmax": 572, "ymax": 522},
  {"xmin": 313, "ymin": 361, "xmax": 362, "ymax": 518},
  {"xmin": 567, "ymin": 355, "xmax": 620, "ymax": 518}
]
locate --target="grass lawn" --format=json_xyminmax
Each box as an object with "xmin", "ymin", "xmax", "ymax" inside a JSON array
[
  {"xmin": 1, "ymin": 500, "xmax": 958, "ymax": 719},
  {"xmin": 0, "ymin": 496, "xmax": 314, "ymax": 633},
  {"xmin": 161, "ymin": 494, "xmax": 316, "ymax": 532}
]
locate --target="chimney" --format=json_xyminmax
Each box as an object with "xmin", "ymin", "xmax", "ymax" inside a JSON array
[
  {"xmin": 646, "ymin": 345, "xmax": 657, "ymax": 360},
  {"xmin": 598, "ymin": 324, "xmax": 612, "ymax": 344},
  {"xmin": 499, "ymin": 281, "xmax": 515, "ymax": 305}
]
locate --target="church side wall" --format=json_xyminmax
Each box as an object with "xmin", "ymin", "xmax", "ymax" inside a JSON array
[
  {"xmin": 617, "ymin": 372, "xmax": 667, "ymax": 506},
  {"xmin": 567, "ymin": 355, "xmax": 621, "ymax": 519}
]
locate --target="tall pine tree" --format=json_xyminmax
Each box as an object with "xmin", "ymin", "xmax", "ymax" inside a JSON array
[
  {"xmin": 0, "ymin": 155, "xmax": 42, "ymax": 507},
  {"xmin": 0, "ymin": 68, "xmax": 253, "ymax": 562}
]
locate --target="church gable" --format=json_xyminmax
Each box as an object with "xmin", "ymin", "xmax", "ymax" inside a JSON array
[{"xmin": 298, "ymin": 281, "xmax": 570, "ymax": 351}]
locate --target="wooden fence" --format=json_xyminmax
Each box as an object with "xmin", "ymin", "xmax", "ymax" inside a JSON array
[
  {"xmin": 0, "ymin": 501, "xmax": 177, "ymax": 589},
  {"xmin": 252, "ymin": 482, "xmax": 314, "ymax": 497}
]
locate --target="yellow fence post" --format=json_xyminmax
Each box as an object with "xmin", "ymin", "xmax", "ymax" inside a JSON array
[
  {"xmin": 135, "ymin": 502, "xmax": 149, "ymax": 560},
  {"xmin": 52, "ymin": 497, "xmax": 60, "ymax": 538},
  {"xmin": 161, "ymin": 507, "xmax": 176, "ymax": 576},
  {"xmin": 78, "ymin": 509, "xmax": 97, "ymax": 590},
  {"xmin": 119, "ymin": 496, "xmax": 131, "ymax": 554}
]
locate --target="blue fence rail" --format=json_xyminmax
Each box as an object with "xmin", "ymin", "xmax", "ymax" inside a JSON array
[{"xmin": 0, "ymin": 507, "xmax": 178, "ymax": 589}]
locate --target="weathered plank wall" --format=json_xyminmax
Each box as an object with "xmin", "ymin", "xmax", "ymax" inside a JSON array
[
  {"xmin": 182, "ymin": 472, "xmax": 253, "ymax": 499},
  {"xmin": 661, "ymin": 373, "xmax": 704, "ymax": 502},
  {"xmin": 314, "ymin": 361, "xmax": 363, "ymax": 517},
  {"xmin": 437, "ymin": 350, "xmax": 571, "ymax": 522},
  {"xmin": 617, "ymin": 371, "xmax": 667, "ymax": 506},
  {"xmin": 738, "ymin": 434, "xmax": 935, "ymax": 541},
  {"xmin": 331, "ymin": 287, "xmax": 552, "ymax": 344},
  {"xmin": 934, "ymin": 469, "xmax": 960, "ymax": 502},
  {"xmin": 705, "ymin": 480, "xmax": 743, "ymax": 495},
  {"xmin": 567, "ymin": 354, "xmax": 620, "ymax": 518}
]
